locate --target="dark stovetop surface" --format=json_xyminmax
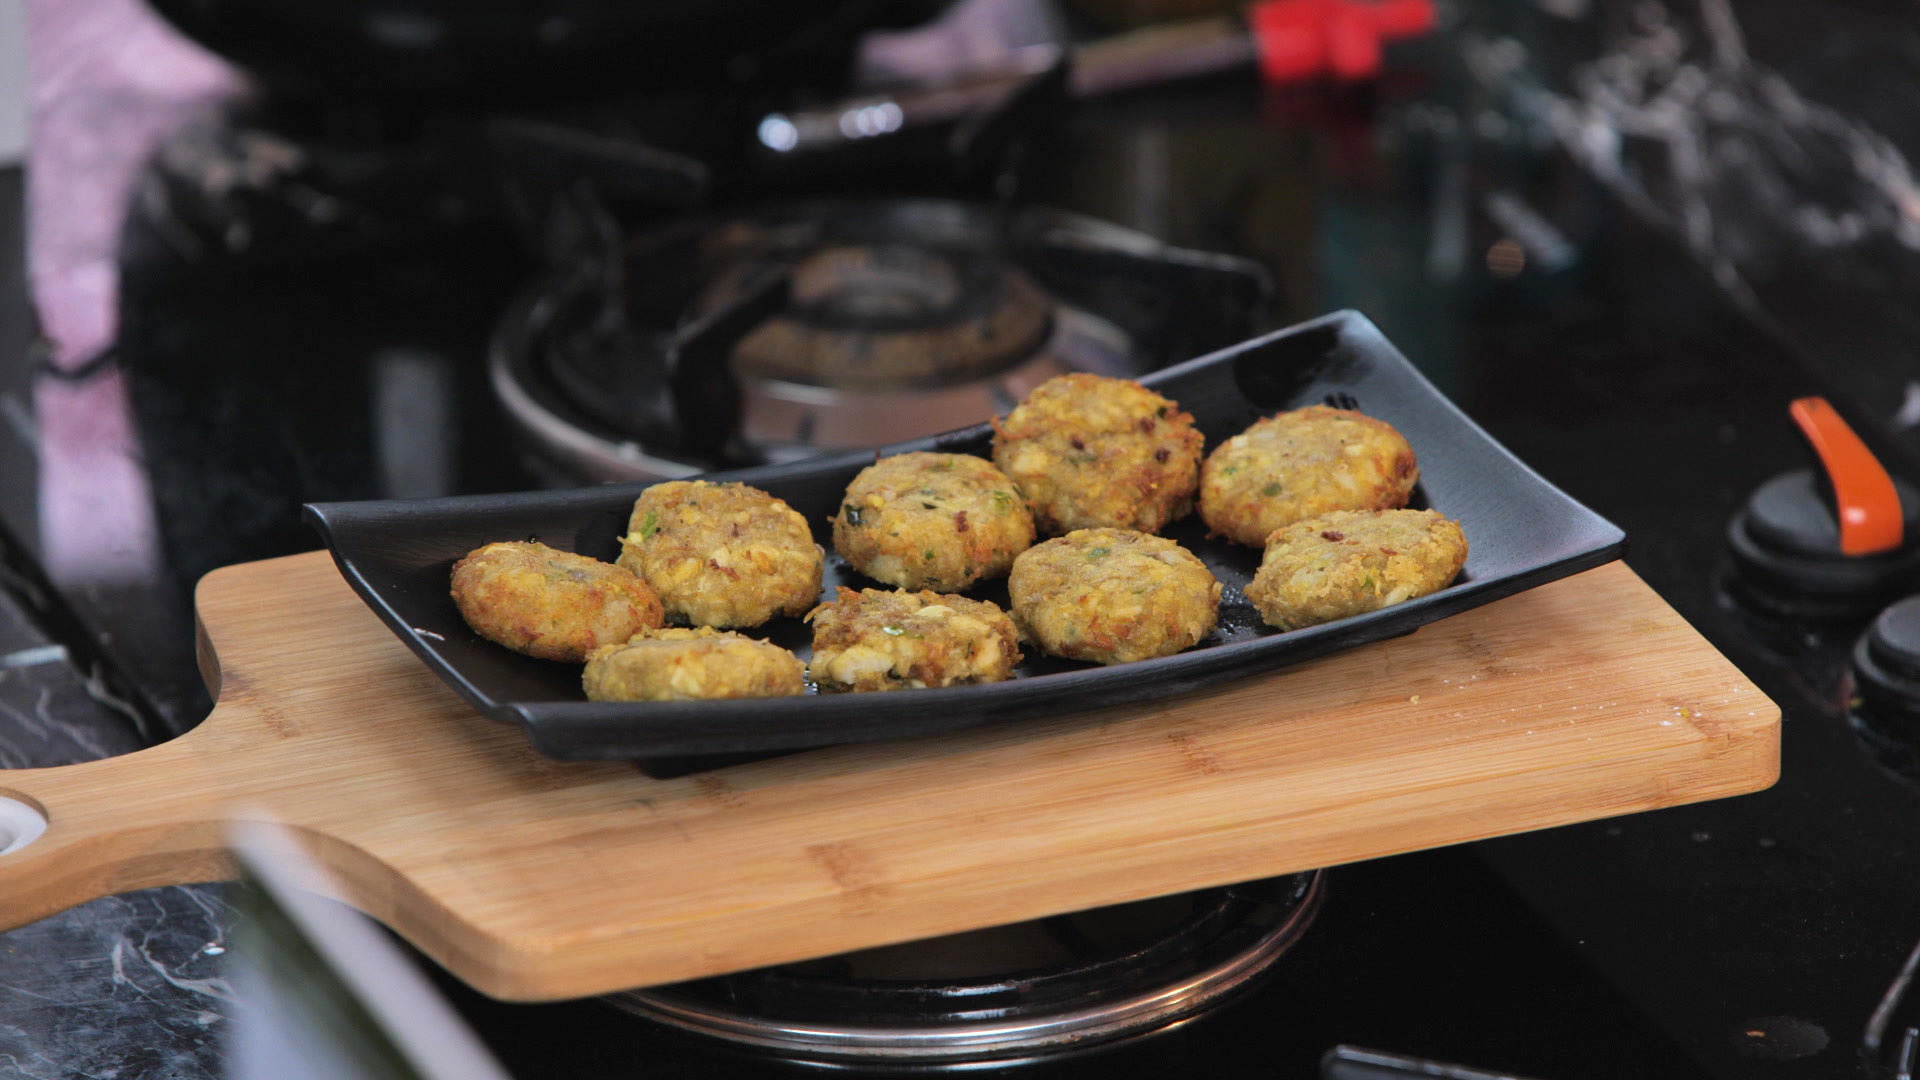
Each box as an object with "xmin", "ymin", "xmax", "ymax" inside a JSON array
[{"xmin": 10, "ymin": 1, "xmax": 1920, "ymax": 1077}]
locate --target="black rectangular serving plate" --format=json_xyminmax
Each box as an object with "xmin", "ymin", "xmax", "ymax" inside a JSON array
[{"xmin": 305, "ymin": 311, "xmax": 1625, "ymax": 765}]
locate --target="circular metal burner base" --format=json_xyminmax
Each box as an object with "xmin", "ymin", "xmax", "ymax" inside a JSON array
[{"xmin": 603, "ymin": 872, "xmax": 1322, "ymax": 1071}]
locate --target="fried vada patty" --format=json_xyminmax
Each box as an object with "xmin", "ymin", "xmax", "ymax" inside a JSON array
[
  {"xmin": 991, "ymin": 374, "xmax": 1203, "ymax": 535},
  {"xmin": 1198, "ymin": 405, "xmax": 1418, "ymax": 547},
  {"xmin": 1245, "ymin": 509, "xmax": 1467, "ymax": 631},
  {"xmin": 806, "ymin": 587, "xmax": 1020, "ymax": 693},
  {"xmin": 582, "ymin": 628, "xmax": 806, "ymax": 702},
  {"xmin": 833, "ymin": 452, "xmax": 1035, "ymax": 591},
  {"xmin": 449, "ymin": 540, "xmax": 664, "ymax": 662},
  {"xmin": 1007, "ymin": 528, "xmax": 1220, "ymax": 664},
  {"xmin": 616, "ymin": 481, "xmax": 823, "ymax": 628}
]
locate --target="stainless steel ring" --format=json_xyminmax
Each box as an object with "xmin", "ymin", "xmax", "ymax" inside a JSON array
[{"xmin": 607, "ymin": 870, "xmax": 1324, "ymax": 1067}]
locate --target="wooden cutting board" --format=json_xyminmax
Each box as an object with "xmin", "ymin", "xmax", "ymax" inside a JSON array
[{"xmin": 0, "ymin": 551, "xmax": 1778, "ymax": 1002}]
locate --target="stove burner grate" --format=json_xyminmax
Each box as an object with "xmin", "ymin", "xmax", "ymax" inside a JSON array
[{"xmin": 491, "ymin": 198, "xmax": 1270, "ymax": 483}]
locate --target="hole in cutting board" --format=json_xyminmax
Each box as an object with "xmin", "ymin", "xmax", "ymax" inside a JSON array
[{"xmin": 0, "ymin": 796, "xmax": 46, "ymax": 855}]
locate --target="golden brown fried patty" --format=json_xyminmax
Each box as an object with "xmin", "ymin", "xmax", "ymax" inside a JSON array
[
  {"xmin": 449, "ymin": 541, "xmax": 663, "ymax": 662},
  {"xmin": 582, "ymin": 628, "xmax": 806, "ymax": 702},
  {"xmin": 806, "ymin": 587, "xmax": 1020, "ymax": 693},
  {"xmin": 616, "ymin": 481, "xmax": 823, "ymax": 628},
  {"xmin": 1007, "ymin": 528, "xmax": 1220, "ymax": 664},
  {"xmin": 832, "ymin": 452, "xmax": 1035, "ymax": 591},
  {"xmin": 1198, "ymin": 405, "xmax": 1418, "ymax": 547},
  {"xmin": 1245, "ymin": 509, "xmax": 1467, "ymax": 631},
  {"xmin": 991, "ymin": 374, "xmax": 1203, "ymax": 536}
]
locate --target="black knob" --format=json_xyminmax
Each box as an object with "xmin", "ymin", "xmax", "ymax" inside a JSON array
[
  {"xmin": 1727, "ymin": 468, "xmax": 1920, "ymax": 618},
  {"xmin": 1854, "ymin": 596, "xmax": 1920, "ymax": 718}
]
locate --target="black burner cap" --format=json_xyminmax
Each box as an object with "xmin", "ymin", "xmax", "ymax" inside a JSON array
[
  {"xmin": 1855, "ymin": 596, "xmax": 1920, "ymax": 718},
  {"xmin": 1727, "ymin": 468, "xmax": 1920, "ymax": 618}
]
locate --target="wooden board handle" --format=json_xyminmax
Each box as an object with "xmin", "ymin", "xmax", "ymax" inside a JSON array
[{"xmin": 0, "ymin": 721, "xmax": 238, "ymax": 932}]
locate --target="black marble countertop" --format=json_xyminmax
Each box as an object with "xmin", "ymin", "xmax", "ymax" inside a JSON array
[
  {"xmin": 0, "ymin": 154, "xmax": 238, "ymax": 1079},
  {"xmin": 12, "ymin": 0, "xmax": 1920, "ymax": 1077}
]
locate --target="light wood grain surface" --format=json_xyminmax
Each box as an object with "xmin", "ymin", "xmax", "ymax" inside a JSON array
[{"xmin": 0, "ymin": 550, "xmax": 1778, "ymax": 1001}]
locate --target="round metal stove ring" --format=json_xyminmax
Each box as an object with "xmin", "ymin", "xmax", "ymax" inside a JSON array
[{"xmin": 604, "ymin": 871, "xmax": 1323, "ymax": 1071}]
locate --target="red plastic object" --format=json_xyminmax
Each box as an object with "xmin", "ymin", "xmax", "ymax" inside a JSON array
[
  {"xmin": 1789, "ymin": 396, "xmax": 1905, "ymax": 556},
  {"xmin": 1248, "ymin": 0, "xmax": 1435, "ymax": 83}
]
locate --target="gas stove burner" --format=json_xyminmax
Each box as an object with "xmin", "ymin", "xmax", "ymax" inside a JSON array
[
  {"xmin": 603, "ymin": 871, "xmax": 1322, "ymax": 1071},
  {"xmin": 696, "ymin": 226, "xmax": 1054, "ymax": 391},
  {"xmin": 491, "ymin": 198, "xmax": 1270, "ymax": 483}
]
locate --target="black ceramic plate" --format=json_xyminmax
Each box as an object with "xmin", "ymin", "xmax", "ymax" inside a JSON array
[{"xmin": 305, "ymin": 311, "xmax": 1625, "ymax": 764}]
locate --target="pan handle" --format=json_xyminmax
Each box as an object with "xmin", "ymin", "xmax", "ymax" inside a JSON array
[{"xmin": 0, "ymin": 728, "xmax": 238, "ymax": 932}]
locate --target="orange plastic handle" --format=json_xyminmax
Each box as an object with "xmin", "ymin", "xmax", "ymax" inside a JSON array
[{"xmin": 1789, "ymin": 396, "xmax": 1904, "ymax": 556}]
